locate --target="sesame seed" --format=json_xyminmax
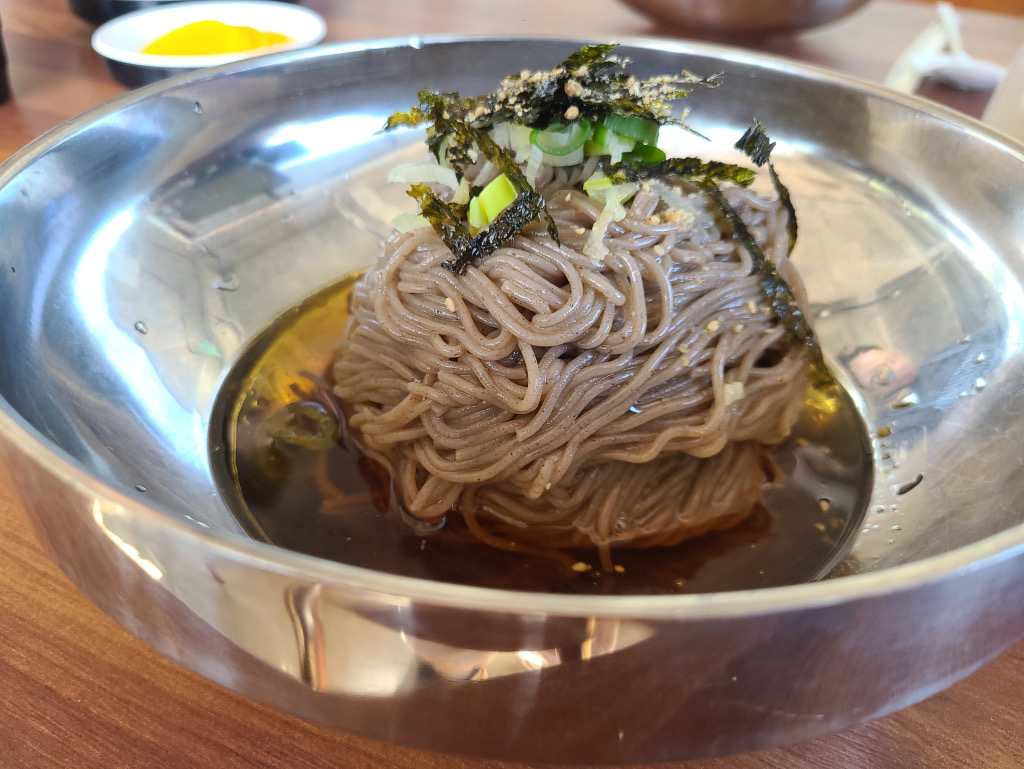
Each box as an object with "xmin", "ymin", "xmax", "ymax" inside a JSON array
[
  {"xmin": 574, "ymin": 226, "xmax": 586, "ymax": 235},
  {"xmin": 565, "ymin": 192, "xmax": 572, "ymax": 202},
  {"xmin": 564, "ymin": 105, "xmax": 580, "ymax": 120},
  {"xmin": 647, "ymin": 215, "xmax": 662, "ymax": 225},
  {"xmin": 444, "ymin": 297, "xmax": 456, "ymax": 312},
  {"xmin": 663, "ymin": 210, "xmax": 693, "ymax": 225},
  {"xmin": 571, "ymin": 561, "xmax": 591, "ymax": 573},
  {"xmin": 613, "ymin": 564, "xmax": 625, "ymax": 573},
  {"xmin": 732, "ymin": 324, "xmax": 743, "ymax": 334},
  {"xmin": 706, "ymin": 320, "xmax": 720, "ymax": 333},
  {"xmin": 653, "ymin": 245, "xmax": 666, "ymax": 256},
  {"xmin": 814, "ymin": 522, "xmax": 827, "ymax": 532},
  {"xmin": 723, "ymin": 381, "xmax": 745, "ymax": 406},
  {"xmin": 747, "ymin": 300, "xmax": 757, "ymax": 314}
]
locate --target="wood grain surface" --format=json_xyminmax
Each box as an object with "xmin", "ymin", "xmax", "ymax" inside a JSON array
[{"xmin": 0, "ymin": 0, "xmax": 1023, "ymax": 767}]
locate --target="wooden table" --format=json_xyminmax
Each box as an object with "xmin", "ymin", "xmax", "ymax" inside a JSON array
[{"xmin": 1, "ymin": 1, "xmax": 1023, "ymax": 766}]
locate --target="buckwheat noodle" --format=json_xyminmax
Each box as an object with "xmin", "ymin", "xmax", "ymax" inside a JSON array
[{"xmin": 332, "ymin": 163, "xmax": 809, "ymax": 555}]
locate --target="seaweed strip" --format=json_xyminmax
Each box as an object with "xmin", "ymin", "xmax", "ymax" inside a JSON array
[
  {"xmin": 607, "ymin": 157, "xmax": 757, "ymax": 187},
  {"xmin": 464, "ymin": 44, "xmax": 719, "ymax": 131},
  {"xmin": 735, "ymin": 121, "xmax": 798, "ymax": 255},
  {"xmin": 384, "ymin": 45, "xmax": 720, "ymax": 271},
  {"xmin": 701, "ymin": 178, "xmax": 829, "ymax": 384},
  {"xmin": 407, "ymin": 184, "xmax": 549, "ymax": 275}
]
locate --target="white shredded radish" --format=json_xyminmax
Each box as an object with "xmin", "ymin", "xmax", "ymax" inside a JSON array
[
  {"xmin": 451, "ymin": 177, "xmax": 470, "ymax": 205},
  {"xmin": 583, "ymin": 184, "xmax": 637, "ymax": 262},
  {"xmin": 391, "ymin": 212, "xmax": 431, "ymax": 232},
  {"xmin": 491, "ymin": 121, "xmax": 535, "ymax": 162},
  {"xmin": 648, "ymin": 180, "xmax": 697, "ymax": 213},
  {"xmin": 490, "ymin": 121, "xmax": 510, "ymax": 148},
  {"xmin": 524, "ymin": 145, "xmax": 543, "ymax": 187},
  {"xmin": 387, "ymin": 162, "xmax": 460, "ymax": 190}
]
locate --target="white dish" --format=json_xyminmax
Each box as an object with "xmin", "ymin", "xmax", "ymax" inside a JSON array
[{"xmin": 91, "ymin": 0, "xmax": 326, "ymax": 83}]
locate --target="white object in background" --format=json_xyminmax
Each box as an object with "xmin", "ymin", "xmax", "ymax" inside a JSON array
[
  {"xmin": 884, "ymin": 2, "xmax": 1006, "ymax": 94},
  {"xmin": 92, "ymin": 1, "xmax": 327, "ymax": 70},
  {"xmin": 982, "ymin": 44, "xmax": 1024, "ymax": 143}
]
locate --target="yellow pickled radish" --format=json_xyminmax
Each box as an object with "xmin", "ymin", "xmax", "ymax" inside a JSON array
[{"xmin": 142, "ymin": 20, "xmax": 292, "ymax": 56}]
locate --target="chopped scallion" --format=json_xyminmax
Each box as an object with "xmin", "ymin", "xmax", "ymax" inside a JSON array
[
  {"xmin": 621, "ymin": 143, "xmax": 667, "ymax": 165},
  {"xmin": 468, "ymin": 173, "xmax": 518, "ymax": 230},
  {"xmin": 600, "ymin": 113, "xmax": 661, "ymax": 145},
  {"xmin": 585, "ymin": 120, "xmax": 636, "ymax": 162},
  {"xmin": 529, "ymin": 120, "xmax": 592, "ymax": 157}
]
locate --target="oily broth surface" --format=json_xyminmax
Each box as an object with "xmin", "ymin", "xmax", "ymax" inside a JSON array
[{"xmin": 210, "ymin": 278, "xmax": 872, "ymax": 595}]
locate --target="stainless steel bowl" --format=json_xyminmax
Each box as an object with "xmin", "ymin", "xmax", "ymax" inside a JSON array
[
  {"xmin": 1, "ymin": 37, "xmax": 1024, "ymax": 764},
  {"xmin": 617, "ymin": 0, "xmax": 872, "ymax": 37}
]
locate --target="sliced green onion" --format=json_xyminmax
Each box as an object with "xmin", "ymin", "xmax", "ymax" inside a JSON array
[
  {"xmin": 468, "ymin": 172, "xmax": 518, "ymax": 230},
  {"xmin": 621, "ymin": 143, "xmax": 667, "ymax": 164},
  {"xmin": 582, "ymin": 172, "xmax": 639, "ymax": 212},
  {"xmin": 582, "ymin": 171, "xmax": 614, "ymax": 196},
  {"xmin": 529, "ymin": 120, "xmax": 591, "ymax": 157},
  {"xmin": 541, "ymin": 146, "xmax": 585, "ymax": 167},
  {"xmin": 468, "ymin": 196, "xmax": 486, "ymax": 229},
  {"xmin": 601, "ymin": 113, "xmax": 661, "ymax": 145},
  {"xmin": 584, "ymin": 121, "xmax": 636, "ymax": 162},
  {"xmin": 267, "ymin": 402, "xmax": 339, "ymax": 451}
]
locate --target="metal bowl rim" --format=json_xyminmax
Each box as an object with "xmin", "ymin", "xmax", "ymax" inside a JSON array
[{"xmin": 3, "ymin": 33, "xmax": 1024, "ymax": 620}]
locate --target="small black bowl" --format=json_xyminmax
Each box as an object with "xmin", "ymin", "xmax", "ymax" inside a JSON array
[{"xmin": 70, "ymin": 0, "xmax": 190, "ymax": 25}]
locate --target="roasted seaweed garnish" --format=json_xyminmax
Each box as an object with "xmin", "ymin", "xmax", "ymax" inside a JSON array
[
  {"xmin": 386, "ymin": 90, "xmax": 481, "ymax": 171},
  {"xmin": 387, "ymin": 44, "xmax": 719, "ymax": 136},
  {"xmin": 606, "ymin": 157, "xmax": 757, "ymax": 187},
  {"xmin": 391, "ymin": 91, "xmax": 559, "ymax": 273},
  {"xmin": 735, "ymin": 121, "xmax": 798, "ymax": 256},
  {"xmin": 409, "ymin": 183, "xmax": 550, "ymax": 275},
  {"xmin": 701, "ymin": 177, "xmax": 829, "ymax": 385},
  {"xmin": 384, "ymin": 44, "xmax": 720, "ymax": 272},
  {"xmin": 468, "ymin": 43, "xmax": 720, "ymax": 131}
]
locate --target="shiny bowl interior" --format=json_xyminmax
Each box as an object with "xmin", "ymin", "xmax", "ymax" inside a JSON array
[{"xmin": 1, "ymin": 37, "xmax": 1024, "ymax": 763}]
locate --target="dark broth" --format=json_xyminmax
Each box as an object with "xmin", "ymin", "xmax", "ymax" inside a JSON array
[{"xmin": 210, "ymin": 278, "xmax": 872, "ymax": 595}]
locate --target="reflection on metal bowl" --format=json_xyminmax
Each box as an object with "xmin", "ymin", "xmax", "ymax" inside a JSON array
[
  {"xmin": 0, "ymin": 37, "xmax": 1023, "ymax": 764},
  {"xmin": 618, "ymin": 0, "xmax": 872, "ymax": 37}
]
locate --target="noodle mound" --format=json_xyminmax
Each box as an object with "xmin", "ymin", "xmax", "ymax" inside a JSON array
[{"xmin": 332, "ymin": 165, "xmax": 810, "ymax": 550}]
